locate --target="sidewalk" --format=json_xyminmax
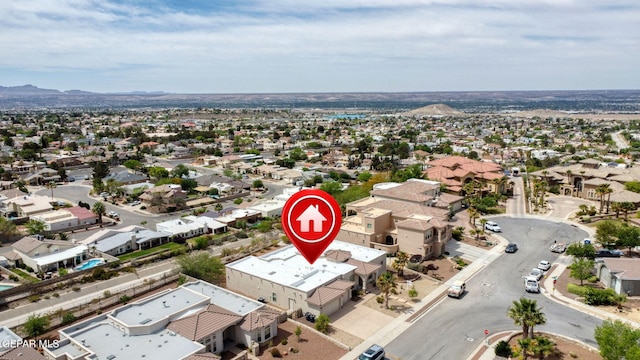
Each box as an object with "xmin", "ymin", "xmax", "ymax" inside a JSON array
[{"xmin": 339, "ymin": 235, "xmax": 509, "ymax": 360}]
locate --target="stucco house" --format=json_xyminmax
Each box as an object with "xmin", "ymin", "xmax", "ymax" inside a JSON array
[
  {"xmin": 11, "ymin": 236, "xmax": 88, "ymax": 273},
  {"xmin": 226, "ymin": 241, "xmax": 386, "ymax": 316},
  {"xmin": 595, "ymin": 258, "xmax": 640, "ymax": 296}
]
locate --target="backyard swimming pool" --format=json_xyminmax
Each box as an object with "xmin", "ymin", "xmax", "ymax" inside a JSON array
[
  {"xmin": 75, "ymin": 258, "xmax": 106, "ymax": 271},
  {"xmin": 0, "ymin": 284, "xmax": 15, "ymax": 291}
]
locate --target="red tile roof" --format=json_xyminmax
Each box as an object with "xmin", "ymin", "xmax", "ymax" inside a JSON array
[{"xmin": 167, "ymin": 304, "xmax": 242, "ymax": 341}]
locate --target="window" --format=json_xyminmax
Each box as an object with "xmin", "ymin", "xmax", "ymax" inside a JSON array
[
  {"xmin": 366, "ymin": 223, "xmax": 372, "ymax": 229},
  {"xmin": 272, "ymin": 292, "xmax": 277, "ymax": 301},
  {"xmin": 265, "ymin": 326, "xmax": 271, "ymax": 340}
]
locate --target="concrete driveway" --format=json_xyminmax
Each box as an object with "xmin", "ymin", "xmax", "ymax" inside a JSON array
[{"xmin": 330, "ymin": 293, "xmax": 395, "ymax": 341}]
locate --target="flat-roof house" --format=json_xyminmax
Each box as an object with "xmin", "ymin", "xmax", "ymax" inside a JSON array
[
  {"xmin": 226, "ymin": 241, "xmax": 386, "ymax": 316},
  {"xmin": 4, "ymin": 194, "xmax": 53, "ymax": 218},
  {"xmin": 0, "ymin": 326, "xmax": 46, "ymax": 359},
  {"xmin": 44, "ymin": 281, "xmax": 279, "ymax": 359}
]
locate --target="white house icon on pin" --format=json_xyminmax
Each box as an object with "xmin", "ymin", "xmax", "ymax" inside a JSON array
[{"xmin": 296, "ymin": 204, "xmax": 326, "ymax": 232}]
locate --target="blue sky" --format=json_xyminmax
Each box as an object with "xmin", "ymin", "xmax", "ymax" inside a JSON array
[{"xmin": 1, "ymin": 0, "xmax": 638, "ymax": 93}]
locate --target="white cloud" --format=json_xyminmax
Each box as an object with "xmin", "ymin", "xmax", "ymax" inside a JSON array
[{"xmin": 0, "ymin": 0, "xmax": 638, "ymax": 92}]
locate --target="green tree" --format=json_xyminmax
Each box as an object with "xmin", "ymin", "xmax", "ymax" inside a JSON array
[
  {"xmin": 565, "ymin": 242, "xmax": 596, "ymax": 260},
  {"xmin": 148, "ymin": 166, "xmax": 169, "ymax": 180},
  {"xmin": 314, "ymin": 313, "xmax": 330, "ymax": 334},
  {"xmin": 620, "ymin": 201, "xmax": 636, "ymax": 220},
  {"xmin": 376, "ymin": 271, "xmax": 398, "ymax": 309},
  {"xmin": 252, "ymin": 179, "xmax": 264, "ymax": 189},
  {"xmin": 92, "ymin": 201, "xmax": 106, "ymax": 225},
  {"xmin": 616, "ymin": 224, "xmax": 640, "ymax": 256},
  {"xmin": 194, "ymin": 237, "xmax": 209, "ymax": 250},
  {"xmin": 24, "ymin": 313, "xmax": 50, "ymax": 337},
  {"xmin": 392, "ymin": 251, "xmax": 409, "ymax": 277},
  {"xmin": 319, "ymin": 181, "xmax": 343, "ymax": 196},
  {"xmin": 123, "ymin": 159, "xmax": 142, "ymax": 172},
  {"xmin": 25, "ymin": 219, "xmax": 46, "ymax": 235},
  {"xmin": 176, "ymin": 252, "xmax": 224, "ymax": 284},
  {"xmin": 624, "ymin": 180, "xmax": 640, "ymax": 193},
  {"xmin": 594, "ymin": 319, "xmax": 640, "ymax": 360},
  {"xmin": 171, "ymin": 164, "xmax": 190, "ymax": 178},
  {"xmin": 357, "ymin": 171, "xmax": 372, "ymax": 183},
  {"xmin": 294, "ymin": 325, "xmax": 302, "ymax": 342},
  {"xmin": 0, "ymin": 217, "xmax": 18, "ymax": 241},
  {"xmin": 569, "ymin": 257, "xmax": 595, "ymax": 286},
  {"xmin": 507, "ymin": 298, "xmax": 546, "ymax": 339},
  {"xmin": 214, "ymin": 203, "xmax": 223, "ymax": 212},
  {"xmin": 45, "ymin": 180, "xmax": 57, "ymax": 200},
  {"xmin": 595, "ymin": 220, "xmax": 619, "ymax": 249}
]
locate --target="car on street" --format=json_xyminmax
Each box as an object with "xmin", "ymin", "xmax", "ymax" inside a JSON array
[
  {"xmin": 107, "ymin": 211, "xmax": 119, "ymax": 219},
  {"xmin": 538, "ymin": 260, "xmax": 551, "ymax": 271},
  {"xmin": 447, "ymin": 280, "xmax": 466, "ymax": 298},
  {"xmin": 550, "ymin": 242, "xmax": 566, "ymax": 253},
  {"xmin": 595, "ymin": 249, "xmax": 621, "ymax": 258},
  {"xmin": 524, "ymin": 276, "xmax": 540, "ymax": 293},
  {"xmin": 505, "ymin": 243, "xmax": 518, "ymax": 253},
  {"xmin": 359, "ymin": 344, "xmax": 385, "ymax": 360},
  {"xmin": 529, "ymin": 268, "xmax": 544, "ymax": 281},
  {"xmin": 610, "ymin": 249, "xmax": 624, "ymax": 257},
  {"xmin": 485, "ymin": 221, "xmax": 501, "ymax": 232},
  {"xmin": 129, "ymin": 200, "xmax": 141, "ymax": 206}
]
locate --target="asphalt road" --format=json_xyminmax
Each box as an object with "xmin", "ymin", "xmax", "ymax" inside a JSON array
[
  {"xmin": 34, "ymin": 180, "xmax": 294, "ymax": 241},
  {"xmin": 384, "ymin": 217, "xmax": 602, "ymax": 360}
]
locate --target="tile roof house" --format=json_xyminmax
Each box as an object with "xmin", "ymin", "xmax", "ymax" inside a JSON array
[
  {"xmin": 426, "ymin": 155, "xmax": 508, "ymax": 195},
  {"xmin": 3, "ymin": 194, "xmax": 53, "ymax": 218},
  {"xmin": 530, "ymin": 158, "xmax": 640, "ymax": 209}
]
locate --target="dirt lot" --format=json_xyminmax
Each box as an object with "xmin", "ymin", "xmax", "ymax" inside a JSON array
[{"xmin": 252, "ymin": 320, "xmax": 348, "ymax": 360}]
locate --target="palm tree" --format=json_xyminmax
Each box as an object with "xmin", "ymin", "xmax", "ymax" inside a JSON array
[
  {"xmin": 479, "ymin": 218, "xmax": 488, "ymax": 233},
  {"xmin": 531, "ymin": 336, "xmax": 555, "ymax": 359},
  {"xmin": 392, "ymin": 251, "xmax": 409, "ymax": 277},
  {"xmin": 518, "ymin": 338, "xmax": 533, "ymax": 360},
  {"xmin": 595, "ymin": 183, "xmax": 611, "ymax": 214},
  {"xmin": 467, "ymin": 207, "xmax": 479, "ymax": 226},
  {"xmin": 507, "ymin": 298, "xmax": 546, "ymax": 339},
  {"xmin": 621, "ymin": 201, "xmax": 635, "ymax": 220},
  {"xmin": 611, "ymin": 202, "xmax": 622, "ymax": 218},
  {"xmin": 376, "ymin": 271, "xmax": 397, "ymax": 310},
  {"xmin": 45, "ymin": 180, "xmax": 57, "ymax": 200},
  {"xmin": 92, "ymin": 201, "xmax": 106, "ymax": 226}
]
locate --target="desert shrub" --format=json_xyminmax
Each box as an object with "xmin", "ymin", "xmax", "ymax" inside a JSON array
[
  {"xmin": 28, "ymin": 295, "xmax": 40, "ymax": 302},
  {"xmin": 408, "ymin": 286, "xmax": 418, "ymax": 298},
  {"xmin": 280, "ymin": 339, "xmax": 288, "ymax": 345},
  {"xmin": 567, "ymin": 283, "xmax": 589, "ymax": 296},
  {"xmin": 376, "ymin": 296, "xmax": 384, "ymax": 304},
  {"xmin": 314, "ymin": 314, "xmax": 331, "ymax": 334},
  {"xmin": 407, "ymin": 262, "xmax": 424, "ymax": 273},
  {"xmin": 236, "ymin": 231, "xmax": 249, "ymax": 239},
  {"xmin": 62, "ymin": 312, "xmax": 76, "ymax": 324},
  {"xmin": 588, "ymin": 275, "xmax": 599, "ymax": 283},
  {"xmin": 72, "ymin": 286, "xmax": 81, "ymax": 292},
  {"xmin": 584, "ymin": 288, "xmax": 625, "ymax": 306},
  {"xmin": 494, "ymin": 340, "xmax": 513, "ymax": 357},
  {"xmin": 119, "ymin": 295, "xmax": 131, "ymax": 304},
  {"xmin": 270, "ymin": 348, "xmax": 282, "ymax": 358}
]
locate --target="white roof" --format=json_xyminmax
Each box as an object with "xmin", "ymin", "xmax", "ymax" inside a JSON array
[
  {"xmin": 227, "ymin": 241, "xmax": 385, "ymax": 293},
  {"xmin": 32, "ymin": 244, "xmax": 88, "ymax": 267}
]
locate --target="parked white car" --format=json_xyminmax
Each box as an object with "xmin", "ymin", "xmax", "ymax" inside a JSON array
[
  {"xmin": 529, "ymin": 268, "xmax": 544, "ymax": 280},
  {"xmin": 525, "ymin": 276, "xmax": 540, "ymax": 293},
  {"xmin": 485, "ymin": 221, "xmax": 501, "ymax": 232},
  {"xmin": 538, "ymin": 260, "xmax": 551, "ymax": 271}
]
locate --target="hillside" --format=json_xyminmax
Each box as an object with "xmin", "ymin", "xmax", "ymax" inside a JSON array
[{"xmin": 401, "ymin": 104, "xmax": 464, "ymax": 117}]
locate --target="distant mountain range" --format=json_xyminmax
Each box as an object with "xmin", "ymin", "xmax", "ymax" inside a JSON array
[{"xmin": 1, "ymin": 84, "xmax": 639, "ymax": 113}]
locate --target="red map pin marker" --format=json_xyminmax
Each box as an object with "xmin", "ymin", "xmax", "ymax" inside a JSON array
[{"xmin": 281, "ymin": 189, "xmax": 342, "ymax": 264}]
